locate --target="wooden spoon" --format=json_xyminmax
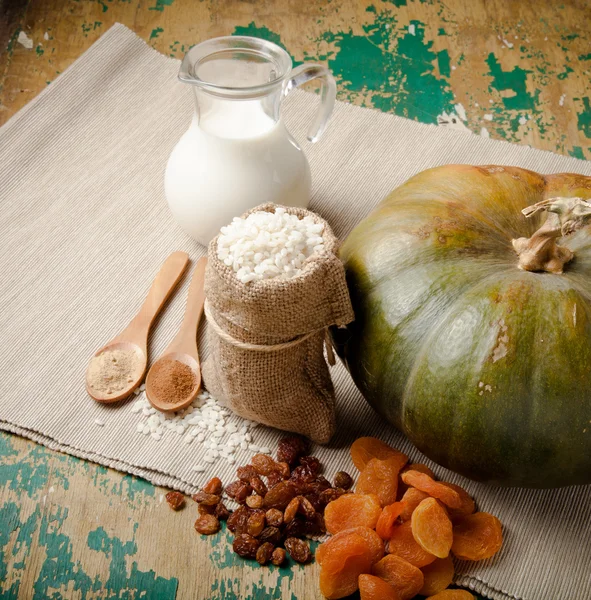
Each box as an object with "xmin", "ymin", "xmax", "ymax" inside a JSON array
[
  {"xmin": 146, "ymin": 257, "xmax": 207, "ymax": 413},
  {"xmin": 86, "ymin": 251, "xmax": 189, "ymax": 403}
]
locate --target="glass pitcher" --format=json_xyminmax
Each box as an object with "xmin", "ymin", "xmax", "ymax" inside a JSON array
[{"xmin": 164, "ymin": 36, "xmax": 336, "ymax": 245}]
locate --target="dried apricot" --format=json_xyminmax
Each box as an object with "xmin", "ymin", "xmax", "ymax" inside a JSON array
[
  {"xmin": 451, "ymin": 513, "xmax": 503, "ymax": 561},
  {"xmin": 441, "ymin": 483, "xmax": 475, "ymax": 521},
  {"xmin": 371, "ymin": 554, "xmax": 424, "ymax": 600},
  {"xmin": 399, "ymin": 488, "xmax": 430, "ymax": 521},
  {"xmin": 411, "ymin": 498, "xmax": 453, "ymax": 559},
  {"xmin": 358, "ymin": 574, "xmax": 401, "ymax": 600},
  {"xmin": 350, "ymin": 437, "xmax": 408, "ymax": 472},
  {"xmin": 387, "ymin": 521, "xmax": 436, "ymax": 568},
  {"xmin": 324, "ymin": 493, "xmax": 382, "ymax": 534},
  {"xmin": 317, "ymin": 527, "xmax": 384, "ymax": 566},
  {"xmin": 419, "ymin": 556, "xmax": 455, "ymax": 596},
  {"xmin": 376, "ymin": 502, "xmax": 405, "ymax": 540},
  {"xmin": 400, "ymin": 471, "xmax": 461, "ymax": 509},
  {"xmin": 319, "ymin": 533, "xmax": 373, "ymax": 599},
  {"xmin": 401, "ymin": 463, "xmax": 435, "ymax": 478},
  {"xmin": 357, "ymin": 457, "xmax": 403, "ymax": 507},
  {"xmin": 425, "ymin": 590, "xmax": 475, "ymax": 600}
]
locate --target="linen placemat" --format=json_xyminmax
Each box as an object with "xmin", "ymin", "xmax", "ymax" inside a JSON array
[{"xmin": 1, "ymin": 24, "xmax": 589, "ymax": 600}]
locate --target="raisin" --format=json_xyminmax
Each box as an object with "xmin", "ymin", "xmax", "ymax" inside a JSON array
[
  {"xmin": 258, "ymin": 526, "xmax": 283, "ymax": 546},
  {"xmin": 252, "ymin": 453, "xmax": 279, "ymax": 476},
  {"xmin": 441, "ymin": 483, "xmax": 475, "ymax": 521},
  {"xmin": 371, "ymin": 554, "xmax": 424, "ymax": 600},
  {"xmin": 319, "ymin": 488, "xmax": 346, "ymax": 506},
  {"xmin": 451, "ymin": 512, "xmax": 503, "ymax": 561},
  {"xmin": 263, "ymin": 481, "xmax": 297, "ymax": 510},
  {"xmin": 317, "ymin": 526, "xmax": 384, "ymax": 566},
  {"xmin": 250, "ymin": 476, "xmax": 268, "ymax": 497},
  {"xmin": 265, "ymin": 508, "xmax": 284, "ymax": 527},
  {"xmin": 266, "ymin": 471, "xmax": 283, "ymax": 488},
  {"xmin": 298, "ymin": 496, "xmax": 316, "ymax": 520},
  {"xmin": 400, "ymin": 471, "xmax": 461, "ymax": 510},
  {"xmin": 284, "ymin": 497, "xmax": 300, "ymax": 523},
  {"xmin": 350, "ymin": 437, "xmax": 408, "ymax": 472},
  {"xmin": 202, "ymin": 477, "xmax": 223, "ymax": 495},
  {"xmin": 255, "ymin": 541, "xmax": 275, "ymax": 565},
  {"xmin": 194, "ymin": 514, "xmax": 220, "ymax": 535},
  {"xmin": 225, "ymin": 481, "xmax": 244, "ymax": 499},
  {"xmin": 198, "ymin": 503, "xmax": 215, "ymax": 516},
  {"xmin": 324, "ymin": 493, "xmax": 382, "ymax": 534},
  {"xmin": 233, "ymin": 533, "xmax": 261, "ymax": 559},
  {"xmin": 214, "ymin": 502, "xmax": 230, "ymax": 521},
  {"xmin": 246, "ymin": 494, "xmax": 264, "ymax": 509},
  {"xmin": 227, "ymin": 505, "xmax": 250, "ymax": 534},
  {"xmin": 375, "ymin": 501, "xmax": 405, "ymax": 540},
  {"xmin": 290, "ymin": 465, "xmax": 316, "ymax": 484},
  {"xmin": 304, "ymin": 493, "xmax": 323, "ymax": 513},
  {"xmin": 271, "ymin": 547, "xmax": 286, "ymax": 566},
  {"xmin": 226, "ymin": 481, "xmax": 252, "ymax": 504},
  {"xmin": 276, "ymin": 462, "xmax": 291, "ymax": 479},
  {"xmin": 165, "ymin": 491, "xmax": 185, "ymax": 511},
  {"xmin": 387, "ymin": 521, "xmax": 437, "ymax": 568},
  {"xmin": 411, "ymin": 498, "xmax": 453, "ymax": 559},
  {"xmin": 358, "ymin": 574, "xmax": 400, "ymax": 600},
  {"xmin": 419, "ymin": 556, "xmax": 455, "ymax": 596},
  {"xmin": 237, "ymin": 465, "xmax": 257, "ymax": 482},
  {"xmin": 399, "ymin": 488, "xmax": 430, "ymax": 522},
  {"xmin": 284, "ymin": 537, "xmax": 311, "ymax": 564},
  {"xmin": 246, "ymin": 510, "xmax": 266, "ymax": 537},
  {"xmin": 357, "ymin": 457, "xmax": 404, "ymax": 507},
  {"xmin": 192, "ymin": 491, "xmax": 220, "ymax": 506},
  {"xmin": 303, "ymin": 512, "xmax": 326, "ymax": 535},
  {"xmin": 425, "ymin": 591, "xmax": 475, "ymax": 600},
  {"xmin": 333, "ymin": 471, "xmax": 353, "ymax": 490},
  {"xmin": 299, "ymin": 455, "xmax": 321, "ymax": 475},
  {"xmin": 284, "ymin": 517, "xmax": 306, "ymax": 539},
  {"xmin": 319, "ymin": 532, "xmax": 374, "ymax": 599},
  {"xmin": 277, "ymin": 436, "xmax": 309, "ymax": 466}
]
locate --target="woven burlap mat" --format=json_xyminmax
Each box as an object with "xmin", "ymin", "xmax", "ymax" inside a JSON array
[{"xmin": 1, "ymin": 24, "xmax": 589, "ymax": 600}]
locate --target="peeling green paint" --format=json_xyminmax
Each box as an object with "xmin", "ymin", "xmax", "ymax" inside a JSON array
[
  {"xmin": 577, "ymin": 97, "xmax": 591, "ymax": 138},
  {"xmin": 35, "ymin": 44, "xmax": 44, "ymax": 57},
  {"xmin": 557, "ymin": 65, "xmax": 574, "ymax": 80},
  {"xmin": 437, "ymin": 49, "xmax": 451, "ymax": 77},
  {"xmin": 579, "ymin": 53, "xmax": 591, "ymax": 61},
  {"xmin": 486, "ymin": 52, "xmax": 539, "ymax": 111},
  {"xmin": 149, "ymin": 0, "xmax": 175, "ymax": 11},
  {"xmin": 569, "ymin": 146, "xmax": 586, "ymax": 159},
  {"xmin": 232, "ymin": 23, "xmax": 299, "ymax": 66},
  {"xmin": 150, "ymin": 27, "xmax": 164, "ymax": 41}
]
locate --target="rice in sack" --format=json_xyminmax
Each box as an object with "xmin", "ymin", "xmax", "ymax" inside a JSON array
[{"xmin": 202, "ymin": 204, "xmax": 354, "ymax": 444}]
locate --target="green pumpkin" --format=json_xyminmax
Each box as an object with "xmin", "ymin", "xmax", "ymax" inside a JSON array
[{"xmin": 337, "ymin": 164, "xmax": 591, "ymax": 488}]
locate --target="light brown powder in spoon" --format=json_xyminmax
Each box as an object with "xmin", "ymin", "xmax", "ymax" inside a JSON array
[
  {"xmin": 149, "ymin": 359, "xmax": 197, "ymax": 403},
  {"xmin": 87, "ymin": 348, "xmax": 142, "ymax": 394}
]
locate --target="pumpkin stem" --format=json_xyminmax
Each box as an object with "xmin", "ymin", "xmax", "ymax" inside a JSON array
[{"xmin": 512, "ymin": 197, "xmax": 591, "ymax": 274}]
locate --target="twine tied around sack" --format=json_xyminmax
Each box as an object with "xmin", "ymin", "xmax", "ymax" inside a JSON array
[{"xmin": 204, "ymin": 299, "xmax": 336, "ymax": 365}]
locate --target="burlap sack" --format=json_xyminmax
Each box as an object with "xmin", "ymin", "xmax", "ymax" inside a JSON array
[{"xmin": 202, "ymin": 203, "xmax": 354, "ymax": 444}]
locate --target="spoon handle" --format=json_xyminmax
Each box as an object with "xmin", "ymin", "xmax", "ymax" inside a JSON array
[
  {"xmin": 119, "ymin": 251, "xmax": 189, "ymax": 347},
  {"xmin": 166, "ymin": 257, "xmax": 207, "ymax": 357}
]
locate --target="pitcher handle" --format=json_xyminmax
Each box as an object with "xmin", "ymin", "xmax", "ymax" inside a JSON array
[{"xmin": 284, "ymin": 64, "xmax": 336, "ymax": 143}]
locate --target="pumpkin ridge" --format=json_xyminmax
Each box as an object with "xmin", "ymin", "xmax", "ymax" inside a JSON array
[{"xmin": 399, "ymin": 268, "xmax": 517, "ymax": 431}]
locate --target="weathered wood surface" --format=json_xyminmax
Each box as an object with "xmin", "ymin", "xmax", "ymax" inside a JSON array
[{"xmin": 1, "ymin": 0, "xmax": 590, "ymax": 598}]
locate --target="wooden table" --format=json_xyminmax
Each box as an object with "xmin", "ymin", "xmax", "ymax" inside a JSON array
[{"xmin": 0, "ymin": 1, "xmax": 589, "ymax": 598}]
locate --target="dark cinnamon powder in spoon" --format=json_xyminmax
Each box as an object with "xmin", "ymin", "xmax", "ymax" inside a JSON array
[{"xmin": 149, "ymin": 359, "xmax": 197, "ymax": 403}]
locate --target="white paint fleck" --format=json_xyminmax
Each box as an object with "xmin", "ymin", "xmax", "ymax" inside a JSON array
[
  {"xmin": 159, "ymin": 494, "xmax": 164, "ymax": 503},
  {"xmin": 385, "ymin": 23, "xmax": 390, "ymax": 30},
  {"xmin": 484, "ymin": 114, "xmax": 494, "ymax": 121},
  {"xmin": 514, "ymin": 35, "xmax": 519, "ymax": 39},
  {"xmin": 559, "ymin": 93, "xmax": 566, "ymax": 106},
  {"xmin": 478, "ymin": 381, "xmax": 484, "ymax": 388},
  {"xmin": 94, "ymin": 418, "xmax": 105, "ymax": 427},
  {"xmin": 48, "ymin": 486, "xmax": 55, "ymax": 494},
  {"xmin": 544, "ymin": 36, "xmax": 548, "ymax": 41},
  {"xmin": 475, "ymin": 102, "xmax": 479, "ymax": 107},
  {"xmin": 479, "ymin": 391, "xmax": 484, "ymax": 396},
  {"xmin": 499, "ymin": 36, "xmax": 514, "ymax": 49},
  {"xmin": 451, "ymin": 65, "xmax": 457, "ymax": 71},
  {"xmin": 489, "ymin": 99, "xmax": 494, "ymax": 104},
  {"xmin": 480, "ymin": 127, "xmax": 490, "ymax": 138},
  {"xmin": 519, "ymin": 115, "xmax": 527, "ymax": 125},
  {"xmin": 454, "ymin": 103, "xmax": 467, "ymax": 121},
  {"xmin": 437, "ymin": 111, "xmax": 471, "ymax": 133},
  {"xmin": 485, "ymin": 384, "xmax": 493, "ymax": 392},
  {"xmin": 17, "ymin": 31, "xmax": 34, "ymax": 49},
  {"xmin": 44, "ymin": 32, "xmax": 49, "ymax": 40},
  {"xmin": 408, "ymin": 24, "xmax": 416, "ymax": 36}
]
